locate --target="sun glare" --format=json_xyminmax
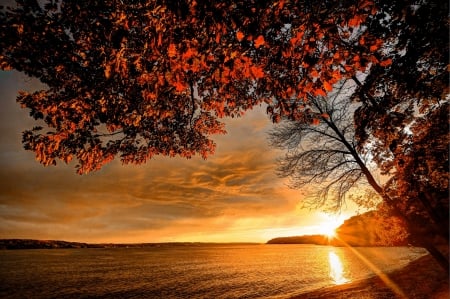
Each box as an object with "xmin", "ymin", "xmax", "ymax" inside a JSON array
[
  {"xmin": 318, "ymin": 213, "xmax": 345, "ymax": 239},
  {"xmin": 323, "ymin": 225, "xmax": 336, "ymax": 239}
]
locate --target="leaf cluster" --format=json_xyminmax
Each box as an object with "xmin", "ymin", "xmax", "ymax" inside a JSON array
[{"xmin": 1, "ymin": 0, "xmax": 394, "ymax": 173}]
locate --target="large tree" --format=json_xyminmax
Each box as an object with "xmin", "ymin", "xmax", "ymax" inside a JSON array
[
  {"xmin": 351, "ymin": 0, "xmax": 449, "ymax": 268},
  {"xmin": 270, "ymin": 0, "xmax": 449, "ymax": 270},
  {"xmin": 270, "ymin": 84, "xmax": 449, "ymax": 270}
]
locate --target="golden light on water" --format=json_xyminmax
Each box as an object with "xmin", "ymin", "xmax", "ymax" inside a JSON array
[{"xmin": 328, "ymin": 251, "xmax": 349, "ymax": 285}]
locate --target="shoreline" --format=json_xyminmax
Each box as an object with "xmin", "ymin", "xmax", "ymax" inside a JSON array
[
  {"xmin": 290, "ymin": 253, "xmax": 449, "ymax": 299},
  {"xmin": 0, "ymin": 239, "xmax": 261, "ymax": 249}
]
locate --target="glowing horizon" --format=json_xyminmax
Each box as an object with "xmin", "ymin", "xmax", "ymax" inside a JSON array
[{"xmin": 0, "ymin": 71, "xmax": 358, "ymax": 244}]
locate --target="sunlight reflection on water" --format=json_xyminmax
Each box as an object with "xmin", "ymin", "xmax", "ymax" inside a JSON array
[
  {"xmin": 0, "ymin": 245, "xmax": 427, "ymax": 298},
  {"xmin": 328, "ymin": 251, "xmax": 349, "ymax": 284}
]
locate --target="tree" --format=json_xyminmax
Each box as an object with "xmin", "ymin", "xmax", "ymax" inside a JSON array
[
  {"xmin": 351, "ymin": 0, "xmax": 449, "ymax": 269},
  {"xmin": 268, "ymin": 79, "xmax": 382, "ymax": 212},
  {"xmin": 269, "ymin": 84, "xmax": 449, "ymax": 271},
  {"xmin": 270, "ymin": 99, "xmax": 449, "ymax": 273},
  {"xmin": 0, "ymin": 0, "xmax": 381, "ymax": 174},
  {"xmin": 269, "ymin": 0, "xmax": 449, "ymax": 270},
  {"xmin": 381, "ymin": 103, "xmax": 450, "ymax": 270},
  {"xmin": 335, "ymin": 208, "xmax": 409, "ymax": 247}
]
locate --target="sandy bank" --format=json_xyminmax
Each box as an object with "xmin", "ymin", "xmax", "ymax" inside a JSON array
[{"xmin": 290, "ymin": 252, "xmax": 449, "ymax": 299}]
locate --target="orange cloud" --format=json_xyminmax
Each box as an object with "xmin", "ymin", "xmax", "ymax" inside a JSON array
[{"xmin": 0, "ymin": 72, "xmax": 342, "ymax": 243}]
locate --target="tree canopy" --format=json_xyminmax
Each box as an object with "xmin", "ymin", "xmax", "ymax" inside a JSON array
[
  {"xmin": 264, "ymin": 0, "xmax": 448, "ymax": 268},
  {"xmin": 1, "ymin": 0, "xmax": 391, "ymax": 174},
  {"xmin": 350, "ymin": 0, "xmax": 449, "ymax": 249}
]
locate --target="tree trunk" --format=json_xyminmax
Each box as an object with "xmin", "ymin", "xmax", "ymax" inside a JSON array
[
  {"xmin": 418, "ymin": 191, "xmax": 449, "ymax": 242},
  {"xmin": 323, "ymin": 108, "xmax": 450, "ymax": 272},
  {"xmin": 423, "ymin": 243, "xmax": 449, "ymax": 275},
  {"xmin": 343, "ymin": 141, "xmax": 450, "ymax": 272}
]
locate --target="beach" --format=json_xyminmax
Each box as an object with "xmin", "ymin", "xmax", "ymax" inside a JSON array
[{"xmin": 291, "ymin": 252, "xmax": 449, "ymax": 299}]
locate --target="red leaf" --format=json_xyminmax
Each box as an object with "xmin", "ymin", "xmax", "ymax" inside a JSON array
[
  {"xmin": 370, "ymin": 44, "xmax": 379, "ymax": 52},
  {"xmin": 310, "ymin": 69, "xmax": 319, "ymax": 78},
  {"xmin": 236, "ymin": 31, "xmax": 245, "ymax": 41},
  {"xmin": 314, "ymin": 88, "xmax": 327, "ymax": 97},
  {"xmin": 254, "ymin": 35, "xmax": 265, "ymax": 48},
  {"xmin": 182, "ymin": 48, "xmax": 197, "ymax": 60},
  {"xmin": 348, "ymin": 16, "xmax": 362, "ymax": 27},
  {"xmin": 168, "ymin": 44, "xmax": 177, "ymax": 58},
  {"xmin": 174, "ymin": 81, "xmax": 187, "ymax": 92},
  {"xmin": 323, "ymin": 80, "xmax": 333, "ymax": 91},
  {"xmin": 380, "ymin": 58, "xmax": 393, "ymax": 67},
  {"xmin": 250, "ymin": 66, "xmax": 264, "ymax": 78}
]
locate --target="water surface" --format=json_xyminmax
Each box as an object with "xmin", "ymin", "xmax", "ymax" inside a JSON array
[{"xmin": 0, "ymin": 244, "xmax": 427, "ymax": 298}]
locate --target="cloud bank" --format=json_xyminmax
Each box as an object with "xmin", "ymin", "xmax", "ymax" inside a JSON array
[{"xmin": 0, "ymin": 71, "xmax": 334, "ymax": 243}]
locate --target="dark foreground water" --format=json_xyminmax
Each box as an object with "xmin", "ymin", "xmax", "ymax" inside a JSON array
[{"xmin": 0, "ymin": 244, "xmax": 426, "ymax": 298}]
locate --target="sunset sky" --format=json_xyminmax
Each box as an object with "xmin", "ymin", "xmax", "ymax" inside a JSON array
[{"xmin": 0, "ymin": 70, "xmax": 355, "ymax": 243}]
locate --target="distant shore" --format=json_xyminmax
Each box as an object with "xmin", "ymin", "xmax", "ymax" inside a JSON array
[
  {"xmin": 290, "ymin": 253, "xmax": 449, "ymax": 299},
  {"xmin": 0, "ymin": 239, "xmax": 260, "ymax": 249}
]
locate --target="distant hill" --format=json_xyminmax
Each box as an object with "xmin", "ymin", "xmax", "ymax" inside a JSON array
[
  {"xmin": 0, "ymin": 239, "xmax": 93, "ymax": 249},
  {"xmin": 0, "ymin": 239, "xmax": 259, "ymax": 250},
  {"xmin": 267, "ymin": 210, "xmax": 409, "ymax": 246},
  {"xmin": 267, "ymin": 235, "xmax": 329, "ymax": 245},
  {"xmin": 0, "ymin": 239, "xmax": 163, "ymax": 249}
]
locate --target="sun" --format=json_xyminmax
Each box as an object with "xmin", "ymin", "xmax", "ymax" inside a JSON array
[
  {"xmin": 321, "ymin": 222, "xmax": 337, "ymax": 239},
  {"xmin": 318, "ymin": 213, "xmax": 345, "ymax": 239}
]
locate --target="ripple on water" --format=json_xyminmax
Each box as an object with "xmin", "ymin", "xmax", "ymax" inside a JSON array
[{"xmin": 0, "ymin": 245, "xmax": 427, "ymax": 298}]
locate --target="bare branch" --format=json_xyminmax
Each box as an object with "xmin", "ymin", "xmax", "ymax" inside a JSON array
[{"xmin": 269, "ymin": 82, "xmax": 375, "ymax": 210}]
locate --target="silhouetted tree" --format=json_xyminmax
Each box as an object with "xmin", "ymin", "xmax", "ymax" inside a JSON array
[
  {"xmin": 351, "ymin": 0, "xmax": 449, "ymax": 270},
  {"xmin": 269, "ymin": 80, "xmax": 382, "ymax": 211},
  {"xmin": 268, "ymin": 0, "xmax": 449, "ymax": 270}
]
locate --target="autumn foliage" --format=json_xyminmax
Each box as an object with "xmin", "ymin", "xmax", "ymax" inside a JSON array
[
  {"xmin": 0, "ymin": 0, "xmax": 394, "ymax": 174},
  {"xmin": 351, "ymin": 0, "xmax": 449, "ymax": 249}
]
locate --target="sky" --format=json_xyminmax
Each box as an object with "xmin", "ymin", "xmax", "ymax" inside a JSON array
[{"xmin": 0, "ymin": 70, "xmax": 354, "ymax": 243}]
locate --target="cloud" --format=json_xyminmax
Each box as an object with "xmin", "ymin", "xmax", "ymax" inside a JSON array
[{"xmin": 0, "ymin": 71, "xmax": 317, "ymax": 243}]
